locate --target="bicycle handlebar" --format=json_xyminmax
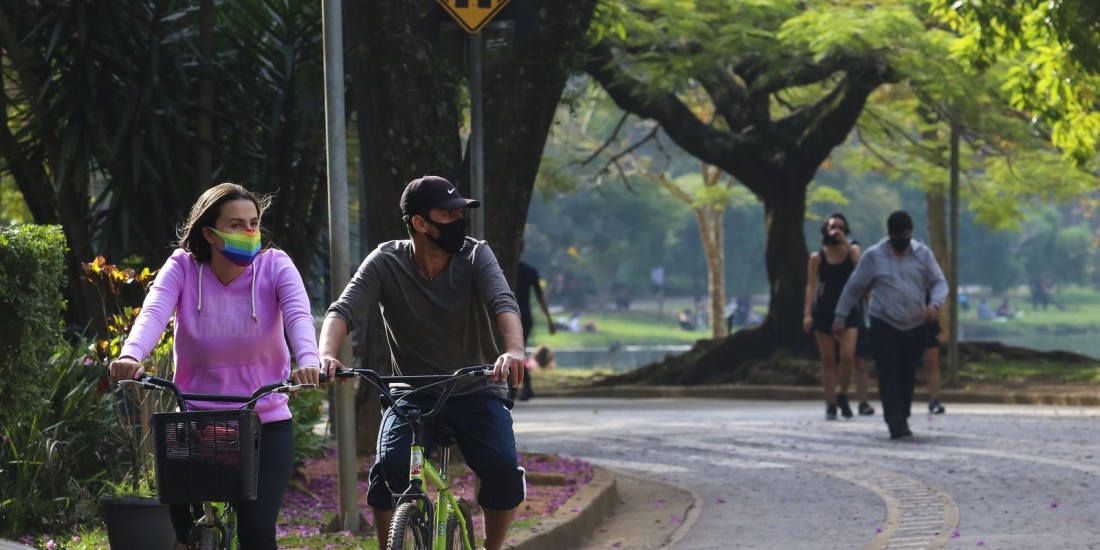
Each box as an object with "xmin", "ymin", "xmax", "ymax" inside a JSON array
[
  {"xmin": 118, "ymin": 373, "xmax": 326, "ymax": 412},
  {"xmin": 335, "ymin": 365, "xmax": 492, "ymax": 423}
]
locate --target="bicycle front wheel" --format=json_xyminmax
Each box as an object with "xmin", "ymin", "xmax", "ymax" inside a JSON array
[
  {"xmin": 444, "ymin": 498, "xmax": 477, "ymax": 549},
  {"xmin": 389, "ymin": 502, "xmax": 430, "ymax": 550},
  {"xmin": 189, "ymin": 525, "xmax": 220, "ymax": 550}
]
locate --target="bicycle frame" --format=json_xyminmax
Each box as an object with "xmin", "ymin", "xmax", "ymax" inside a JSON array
[
  {"xmin": 337, "ymin": 365, "xmax": 491, "ymax": 549},
  {"xmin": 406, "ymin": 441, "xmax": 473, "ymax": 549}
]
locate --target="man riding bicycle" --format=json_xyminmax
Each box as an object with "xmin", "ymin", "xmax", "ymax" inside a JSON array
[{"xmin": 319, "ymin": 175, "xmax": 526, "ymax": 550}]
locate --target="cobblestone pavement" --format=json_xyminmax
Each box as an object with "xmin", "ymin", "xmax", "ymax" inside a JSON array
[{"xmin": 513, "ymin": 398, "xmax": 1100, "ymax": 549}]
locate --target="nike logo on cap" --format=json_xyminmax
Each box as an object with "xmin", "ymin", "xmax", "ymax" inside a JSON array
[{"xmin": 447, "ymin": 188, "xmax": 455, "ymax": 194}]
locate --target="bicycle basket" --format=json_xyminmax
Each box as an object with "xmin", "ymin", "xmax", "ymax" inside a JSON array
[{"xmin": 153, "ymin": 409, "xmax": 261, "ymax": 503}]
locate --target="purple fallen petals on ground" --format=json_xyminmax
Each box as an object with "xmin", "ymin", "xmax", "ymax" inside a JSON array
[
  {"xmin": 610, "ymin": 541, "xmax": 622, "ymax": 548},
  {"xmin": 653, "ymin": 500, "xmax": 664, "ymax": 509},
  {"xmin": 951, "ymin": 529, "xmax": 961, "ymax": 538},
  {"xmin": 715, "ymin": 496, "xmax": 726, "ymax": 504},
  {"xmin": 875, "ymin": 525, "xmax": 883, "ymax": 534},
  {"xmin": 977, "ymin": 539, "xmax": 985, "ymax": 546},
  {"xmin": 1050, "ymin": 501, "xmax": 1059, "ymax": 509},
  {"xmin": 670, "ymin": 516, "xmax": 682, "ymax": 524}
]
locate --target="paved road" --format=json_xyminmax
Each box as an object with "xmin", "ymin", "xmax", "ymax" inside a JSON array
[{"xmin": 513, "ymin": 398, "xmax": 1100, "ymax": 549}]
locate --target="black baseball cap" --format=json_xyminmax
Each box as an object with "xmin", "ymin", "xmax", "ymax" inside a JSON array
[{"xmin": 399, "ymin": 175, "xmax": 481, "ymax": 217}]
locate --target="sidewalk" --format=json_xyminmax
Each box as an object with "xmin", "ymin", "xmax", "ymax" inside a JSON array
[
  {"xmin": 509, "ymin": 381, "xmax": 1100, "ymax": 549},
  {"xmin": 536, "ymin": 382, "xmax": 1100, "ymax": 406}
]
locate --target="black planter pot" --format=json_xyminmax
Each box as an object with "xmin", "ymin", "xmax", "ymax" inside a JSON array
[{"xmin": 98, "ymin": 496, "xmax": 178, "ymax": 550}]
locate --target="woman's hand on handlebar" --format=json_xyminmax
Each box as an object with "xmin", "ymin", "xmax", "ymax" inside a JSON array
[
  {"xmin": 109, "ymin": 357, "xmax": 145, "ymax": 384},
  {"xmin": 291, "ymin": 366, "xmax": 325, "ymax": 387},
  {"xmin": 492, "ymin": 351, "xmax": 525, "ymax": 387}
]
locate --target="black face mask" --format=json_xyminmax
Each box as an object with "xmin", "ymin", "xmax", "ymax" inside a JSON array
[
  {"xmin": 889, "ymin": 237, "xmax": 911, "ymax": 252},
  {"xmin": 426, "ymin": 217, "xmax": 467, "ymax": 254},
  {"xmin": 824, "ymin": 235, "xmax": 841, "ymax": 245}
]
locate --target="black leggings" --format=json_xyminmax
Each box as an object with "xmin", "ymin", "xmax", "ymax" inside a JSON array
[{"xmin": 170, "ymin": 419, "xmax": 294, "ymax": 549}]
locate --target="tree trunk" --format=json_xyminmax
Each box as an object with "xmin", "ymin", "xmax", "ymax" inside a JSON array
[
  {"xmin": 681, "ymin": 185, "xmax": 810, "ymax": 383},
  {"xmin": 925, "ymin": 192, "xmax": 952, "ymax": 346},
  {"xmin": 346, "ymin": 0, "xmax": 598, "ymax": 451},
  {"xmin": 695, "ymin": 206, "xmax": 725, "ymax": 339}
]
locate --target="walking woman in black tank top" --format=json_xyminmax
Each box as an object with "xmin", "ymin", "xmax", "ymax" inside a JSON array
[{"xmin": 803, "ymin": 213, "xmax": 863, "ymax": 420}]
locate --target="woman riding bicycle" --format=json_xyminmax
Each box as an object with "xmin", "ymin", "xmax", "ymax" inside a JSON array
[{"xmin": 109, "ymin": 183, "xmax": 322, "ymax": 550}]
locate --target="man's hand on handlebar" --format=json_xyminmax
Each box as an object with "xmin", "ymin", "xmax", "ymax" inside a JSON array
[
  {"xmin": 109, "ymin": 357, "xmax": 145, "ymax": 385},
  {"xmin": 320, "ymin": 355, "xmax": 346, "ymax": 384},
  {"xmin": 492, "ymin": 351, "xmax": 525, "ymax": 387}
]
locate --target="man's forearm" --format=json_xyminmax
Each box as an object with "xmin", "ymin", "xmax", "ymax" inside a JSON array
[
  {"xmin": 496, "ymin": 311, "xmax": 526, "ymax": 355},
  {"xmin": 319, "ymin": 315, "xmax": 349, "ymax": 358}
]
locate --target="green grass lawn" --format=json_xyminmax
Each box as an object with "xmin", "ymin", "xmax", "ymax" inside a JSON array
[
  {"xmin": 527, "ymin": 309, "xmax": 705, "ymax": 349},
  {"xmin": 966, "ymin": 287, "xmax": 1100, "ymax": 328}
]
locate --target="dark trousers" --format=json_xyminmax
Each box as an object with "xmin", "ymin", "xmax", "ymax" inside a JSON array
[
  {"xmin": 869, "ymin": 318, "xmax": 925, "ymax": 424},
  {"xmin": 170, "ymin": 419, "xmax": 294, "ymax": 549},
  {"xmin": 367, "ymin": 390, "xmax": 525, "ymax": 511}
]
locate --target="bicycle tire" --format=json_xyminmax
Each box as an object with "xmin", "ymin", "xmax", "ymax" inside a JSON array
[
  {"xmin": 444, "ymin": 498, "xmax": 477, "ymax": 549},
  {"xmin": 389, "ymin": 501, "xmax": 430, "ymax": 550},
  {"xmin": 190, "ymin": 525, "xmax": 219, "ymax": 550}
]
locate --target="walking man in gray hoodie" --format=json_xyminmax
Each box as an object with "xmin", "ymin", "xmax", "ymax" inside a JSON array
[{"xmin": 834, "ymin": 211, "xmax": 947, "ymax": 439}]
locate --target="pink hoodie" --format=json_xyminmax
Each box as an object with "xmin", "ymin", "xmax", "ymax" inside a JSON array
[{"xmin": 121, "ymin": 248, "xmax": 320, "ymax": 423}]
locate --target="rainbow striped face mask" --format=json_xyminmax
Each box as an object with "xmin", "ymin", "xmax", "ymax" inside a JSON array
[{"xmin": 210, "ymin": 228, "xmax": 262, "ymax": 267}]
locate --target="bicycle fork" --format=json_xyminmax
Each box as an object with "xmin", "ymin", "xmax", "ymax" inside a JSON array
[{"xmin": 192, "ymin": 501, "xmax": 236, "ymax": 550}]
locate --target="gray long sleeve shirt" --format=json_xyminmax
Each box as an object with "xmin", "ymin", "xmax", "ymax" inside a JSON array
[
  {"xmin": 835, "ymin": 238, "xmax": 947, "ymax": 331},
  {"xmin": 325, "ymin": 237, "xmax": 520, "ymax": 395}
]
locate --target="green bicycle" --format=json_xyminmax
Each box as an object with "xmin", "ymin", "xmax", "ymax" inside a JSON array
[
  {"xmin": 119, "ymin": 375, "xmax": 318, "ymax": 550},
  {"xmin": 336, "ymin": 365, "xmax": 491, "ymax": 550}
]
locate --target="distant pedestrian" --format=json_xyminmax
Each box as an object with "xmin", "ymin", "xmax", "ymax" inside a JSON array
[
  {"xmin": 843, "ymin": 238, "xmax": 875, "ymax": 416},
  {"xmin": 976, "ymin": 299, "xmax": 995, "ymax": 320},
  {"xmin": 924, "ymin": 319, "xmax": 945, "ymax": 414},
  {"xmin": 803, "ymin": 213, "xmax": 861, "ymax": 420},
  {"xmin": 512, "ymin": 239, "xmax": 556, "ymax": 401},
  {"xmin": 835, "ymin": 211, "xmax": 947, "ymax": 440}
]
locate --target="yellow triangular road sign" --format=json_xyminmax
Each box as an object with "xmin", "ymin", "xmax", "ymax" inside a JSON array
[{"xmin": 436, "ymin": 0, "xmax": 511, "ymax": 34}]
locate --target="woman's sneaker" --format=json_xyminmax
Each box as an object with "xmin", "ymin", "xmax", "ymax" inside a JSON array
[
  {"xmin": 858, "ymin": 401, "xmax": 875, "ymax": 416},
  {"xmin": 929, "ymin": 399, "xmax": 945, "ymax": 414},
  {"xmin": 836, "ymin": 394, "xmax": 854, "ymax": 419},
  {"xmin": 826, "ymin": 404, "xmax": 838, "ymax": 420}
]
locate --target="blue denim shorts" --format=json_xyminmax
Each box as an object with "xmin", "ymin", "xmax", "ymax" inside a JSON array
[{"xmin": 366, "ymin": 389, "xmax": 526, "ymax": 511}]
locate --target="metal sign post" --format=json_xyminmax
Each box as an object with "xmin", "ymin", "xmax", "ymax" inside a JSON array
[
  {"xmin": 435, "ymin": 0, "xmax": 510, "ymax": 239},
  {"xmin": 322, "ymin": 0, "xmax": 361, "ymax": 533},
  {"xmin": 469, "ymin": 31, "xmax": 485, "ymax": 239}
]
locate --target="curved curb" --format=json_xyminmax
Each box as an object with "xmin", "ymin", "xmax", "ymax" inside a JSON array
[
  {"xmin": 539, "ymin": 384, "xmax": 1100, "ymax": 406},
  {"xmin": 0, "ymin": 540, "xmax": 35, "ymax": 550},
  {"xmin": 508, "ymin": 466, "xmax": 618, "ymax": 550}
]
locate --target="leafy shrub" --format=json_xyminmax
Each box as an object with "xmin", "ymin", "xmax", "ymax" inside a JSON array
[
  {"xmin": 81, "ymin": 256, "xmax": 173, "ymax": 496},
  {"xmin": 0, "ymin": 340, "xmax": 116, "ymax": 538},
  {"xmin": 0, "ymin": 224, "xmax": 67, "ymax": 428},
  {"xmin": 289, "ymin": 388, "xmax": 328, "ymax": 467}
]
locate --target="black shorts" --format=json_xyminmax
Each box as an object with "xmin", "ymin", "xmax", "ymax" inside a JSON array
[
  {"xmin": 856, "ymin": 322, "xmax": 873, "ymax": 359},
  {"xmin": 925, "ymin": 319, "xmax": 942, "ymax": 349},
  {"xmin": 812, "ymin": 307, "xmax": 861, "ymax": 335}
]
